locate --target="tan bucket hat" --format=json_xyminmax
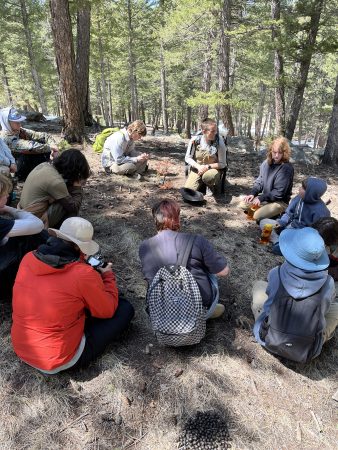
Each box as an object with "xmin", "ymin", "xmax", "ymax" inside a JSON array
[{"xmin": 48, "ymin": 217, "xmax": 99, "ymax": 256}]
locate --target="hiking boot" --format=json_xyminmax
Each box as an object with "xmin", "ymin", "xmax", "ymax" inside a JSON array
[
  {"xmin": 209, "ymin": 304, "xmax": 225, "ymax": 319},
  {"xmin": 137, "ymin": 173, "xmax": 144, "ymax": 181}
]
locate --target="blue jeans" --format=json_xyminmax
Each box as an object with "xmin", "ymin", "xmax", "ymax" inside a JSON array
[{"xmin": 206, "ymin": 274, "xmax": 220, "ymax": 319}]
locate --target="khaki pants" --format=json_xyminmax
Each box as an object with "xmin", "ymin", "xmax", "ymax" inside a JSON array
[
  {"xmin": 252, "ymin": 280, "xmax": 338, "ymax": 343},
  {"xmin": 238, "ymin": 199, "xmax": 287, "ymax": 221},
  {"xmin": 108, "ymin": 159, "xmax": 147, "ymax": 175},
  {"xmin": 185, "ymin": 168, "xmax": 220, "ymax": 191}
]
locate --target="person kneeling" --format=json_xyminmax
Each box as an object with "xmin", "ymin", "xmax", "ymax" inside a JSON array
[
  {"xmin": 252, "ymin": 227, "xmax": 337, "ymax": 363},
  {"xmin": 11, "ymin": 217, "xmax": 134, "ymax": 373},
  {"xmin": 139, "ymin": 199, "xmax": 229, "ymax": 346}
]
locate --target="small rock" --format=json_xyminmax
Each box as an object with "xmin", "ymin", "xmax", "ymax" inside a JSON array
[{"xmin": 174, "ymin": 369, "xmax": 184, "ymax": 378}]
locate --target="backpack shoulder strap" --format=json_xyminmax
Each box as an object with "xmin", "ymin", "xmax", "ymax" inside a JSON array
[{"xmin": 177, "ymin": 235, "xmax": 195, "ymax": 267}]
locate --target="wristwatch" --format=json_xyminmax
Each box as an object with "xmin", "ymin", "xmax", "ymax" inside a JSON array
[{"xmin": 208, "ymin": 165, "xmax": 212, "ymax": 170}]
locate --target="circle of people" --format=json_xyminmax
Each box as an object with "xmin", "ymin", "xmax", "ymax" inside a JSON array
[{"xmin": 0, "ymin": 107, "xmax": 337, "ymax": 373}]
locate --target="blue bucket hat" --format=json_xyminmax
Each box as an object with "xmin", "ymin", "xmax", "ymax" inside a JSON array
[
  {"xmin": 8, "ymin": 108, "xmax": 26, "ymax": 122},
  {"xmin": 279, "ymin": 227, "xmax": 329, "ymax": 271}
]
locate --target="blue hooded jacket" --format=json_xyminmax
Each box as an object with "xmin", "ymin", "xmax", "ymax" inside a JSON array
[{"xmin": 278, "ymin": 177, "xmax": 330, "ymax": 228}]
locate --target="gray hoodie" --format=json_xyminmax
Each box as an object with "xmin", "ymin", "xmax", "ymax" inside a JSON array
[{"xmin": 253, "ymin": 261, "xmax": 335, "ymax": 357}]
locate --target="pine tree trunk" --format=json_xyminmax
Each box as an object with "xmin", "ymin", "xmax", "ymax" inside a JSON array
[
  {"xmin": 20, "ymin": 0, "xmax": 48, "ymax": 114},
  {"xmin": 127, "ymin": 0, "xmax": 138, "ymax": 121},
  {"xmin": 322, "ymin": 75, "xmax": 338, "ymax": 165},
  {"xmin": 285, "ymin": 0, "xmax": 324, "ymax": 140},
  {"xmin": 0, "ymin": 59, "xmax": 13, "ymax": 104},
  {"xmin": 271, "ymin": 0, "xmax": 285, "ymax": 136},
  {"xmin": 97, "ymin": 20, "xmax": 109, "ymax": 126},
  {"xmin": 186, "ymin": 106, "xmax": 192, "ymax": 139},
  {"xmin": 198, "ymin": 31, "xmax": 214, "ymax": 124},
  {"xmin": 255, "ymin": 82, "xmax": 266, "ymax": 142},
  {"xmin": 160, "ymin": 42, "xmax": 169, "ymax": 135},
  {"xmin": 49, "ymin": 0, "xmax": 84, "ymax": 142},
  {"xmin": 76, "ymin": 1, "xmax": 93, "ymax": 126},
  {"xmin": 218, "ymin": 0, "xmax": 235, "ymax": 136}
]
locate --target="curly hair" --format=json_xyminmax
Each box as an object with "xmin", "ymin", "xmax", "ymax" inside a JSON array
[
  {"xmin": 152, "ymin": 199, "xmax": 181, "ymax": 232},
  {"xmin": 0, "ymin": 173, "xmax": 12, "ymax": 196},
  {"xmin": 53, "ymin": 149, "xmax": 90, "ymax": 184},
  {"xmin": 312, "ymin": 217, "xmax": 338, "ymax": 247},
  {"xmin": 267, "ymin": 137, "xmax": 291, "ymax": 165},
  {"xmin": 201, "ymin": 118, "xmax": 217, "ymax": 131},
  {"xmin": 127, "ymin": 120, "xmax": 147, "ymax": 137}
]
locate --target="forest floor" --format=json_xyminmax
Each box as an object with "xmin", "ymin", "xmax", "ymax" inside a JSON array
[{"xmin": 1, "ymin": 126, "xmax": 338, "ymax": 450}]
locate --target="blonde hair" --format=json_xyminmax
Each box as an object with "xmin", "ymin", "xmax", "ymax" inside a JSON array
[
  {"xmin": 127, "ymin": 120, "xmax": 147, "ymax": 137},
  {"xmin": 0, "ymin": 173, "xmax": 12, "ymax": 197},
  {"xmin": 267, "ymin": 137, "xmax": 291, "ymax": 165}
]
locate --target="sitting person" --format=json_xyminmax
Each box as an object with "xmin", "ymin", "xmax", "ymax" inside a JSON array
[
  {"xmin": 11, "ymin": 217, "xmax": 135, "ymax": 373},
  {"xmin": 18, "ymin": 149, "xmax": 90, "ymax": 228},
  {"xmin": 0, "ymin": 173, "xmax": 45, "ymax": 300},
  {"xmin": 252, "ymin": 227, "xmax": 338, "ymax": 363},
  {"xmin": 312, "ymin": 217, "xmax": 338, "ymax": 284},
  {"xmin": 240, "ymin": 137, "xmax": 294, "ymax": 221},
  {"xmin": 184, "ymin": 118, "xmax": 227, "ymax": 196},
  {"xmin": 0, "ymin": 106, "xmax": 58, "ymax": 181},
  {"xmin": 260, "ymin": 177, "xmax": 330, "ymax": 252},
  {"xmin": 139, "ymin": 199, "xmax": 229, "ymax": 325},
  {"xmin": 0, "ymin": 137, "xmax": 16, "ymax": 176},
  {"xmin": 101, "ymin": 120, "xmax": 149, "ymax": 176}
]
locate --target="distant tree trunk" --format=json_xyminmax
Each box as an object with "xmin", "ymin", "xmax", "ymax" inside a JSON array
[
  {"xmin": 246, "ymin": 115, "xmax": 253, "ymax": 139},
  {"xmin": 271, "ymin": 0, "xmax": 285, "ymax": 136},
  {"xmin": 75, "ymin": 0, "xmax": 93, "ymax": 126},
  {"xmin": 127, "ymin": 0, "xmax": 138, "ymax": 120},
  {"xmin": 218, "ymin": 0, "xmax": 235, "ymax": 136},
  {"xmin": 298, "ymin": 108, "xmax": 303, "ymax": 144},
  {"xmin": 160, "ymin": 42, "xmax": 169, "ymax": 135},
  {"xmin": 20, "ymin": 0, "xmax": 48, "ymax": 114},
  {"xmin": 198, "ymin": 30, "xmax": 214, "ymax": 125},
  {"xmin": 49, "ymin": 0, "xmax": 84, "ymax": 142},
  {"xmin": 322, "ymin": 75, "xmax": 338, "ymax": 165},
  {"xmin": 186, "ymin": 106, "xmax": 192, "ymax": 139},
  {"xmin": 255, "ymin": 82, "xmax": 266, "ymax": 143},
  {"xmin": 285, "ymin": 0, "xmax": 324, "ymax": 140},
  {"xmin": 97, "ymin": 20, "xmax": 109, "ymax": 126},
  {"xmin": 139, "ymin": 100, "xmax": 146, "ymax": 123},
  {"xmin": 0, "ymin": 59, "xmax": 13, "ymax": 104}
]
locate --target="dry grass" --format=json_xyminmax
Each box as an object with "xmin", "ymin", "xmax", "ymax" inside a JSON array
[{"xmin": 1, "ymin": 134, "xmax": 337, "ymax": 449}]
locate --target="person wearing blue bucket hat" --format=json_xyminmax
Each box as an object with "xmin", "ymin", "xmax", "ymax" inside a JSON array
[{"xmin": 251, "ymin": 227, "xmax": 338, "ymax": 362}]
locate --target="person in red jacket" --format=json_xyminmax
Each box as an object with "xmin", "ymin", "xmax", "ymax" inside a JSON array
[{"xmin": 11, "ymin": 217, "xmax": 134, "ymax": 373}]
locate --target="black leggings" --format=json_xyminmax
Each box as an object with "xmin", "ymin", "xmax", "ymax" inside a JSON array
[{"xmin": 73, "ymin": 298, "xmax": 135, "ymax": 369}]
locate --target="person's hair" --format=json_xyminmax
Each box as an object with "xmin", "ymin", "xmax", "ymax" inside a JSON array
[
  {"xmin": 0, "ymin": 173, "xmax": 12, "ymax": 196},
  {"xmin": 201, "ymin": 118, "xmax": 217, "ymax": 132},
  {"xmin": 302, "ymin": 178, "xmax": 308, "ymax": 190},
  {"xmin": 312, "ymin": 217, "xmax": 338, "ymax": 247},
  {"xmin": 127, "ymin": 120, "xmax": 147, "ymax": 136},
  {"xmin": 267, "ymin": 137, "xmax": 291, "ymax": 165},
  {"xmin": 53, "ymin": 149, "xmax": 90, "ymax": 184},
  {"xmin": 152, "ymin": 199, "xmax": 180, "ymax": 232}
]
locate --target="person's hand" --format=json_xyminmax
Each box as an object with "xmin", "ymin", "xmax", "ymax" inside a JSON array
[
  {"xmin": 98, "ymin": 262, "xmax": 113, "ymax": 274},
  {"xmin": 197, "ymin": 165, "xmax": 209, "ymax": 176},
  {"xmin": 252, "ymin": 197, "xmax": 261, "ymax": 206},
  {"xmin": 9, "ymin": 163, "xmax": 17, "ymax": 173},
  {"xmin": 137, "ymin": 153, "xmax": 149, "ymax": 162},
  {"xmin": 243, "ymin": 194, "xmax": 254, "ymax": 203},
  {"xmin": 73, "ymin": 180, "xmax": 82, "ymax": 187}
]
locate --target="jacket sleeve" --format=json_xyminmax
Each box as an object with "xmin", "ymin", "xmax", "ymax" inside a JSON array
[
  {"xmin": 185, "ymin": 139, "xmax": 198, "ymax": 168},
  {"xmin": 250, "ymin": 162, "xmax": 265, "ymax": 196},
  {"xmin": 57, "ymin": 186, "xmax": 83, "ymax": 216},
  {"xmin": 216, "ymin": 138, "xmax": 227, "ymax": 169},
  {"xmin": 258, "ymin": 164, "xmax": 294, "ymax": 203},
  {"xmin": 2, "ymin": 206, "xmax": 44, "ymax": 237},
  {"xmin": 0, "ymin": 139, "xmax": 15, "ymax": 165},
  {"xmin": 277, "ymin": 196, "xmax": 298, "ymax": 227},
  {"xmin": 78, "ymin": 267, "xmax": 119, "ymax": 318}
]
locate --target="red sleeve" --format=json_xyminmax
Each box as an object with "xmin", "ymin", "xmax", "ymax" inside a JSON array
[{"xmin": 78, "ymin": 266, "xmax": 119, "ymax": 318}]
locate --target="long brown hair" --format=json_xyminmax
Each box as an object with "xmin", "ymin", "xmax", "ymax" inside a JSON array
[{"xmin": 267, "ymin": 137, "xmax": 291, "ymax": 165}]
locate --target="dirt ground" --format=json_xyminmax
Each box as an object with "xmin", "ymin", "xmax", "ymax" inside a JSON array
[{"xmin": 0, "ymin": 127, "xmax": 337, "ymax": 450}]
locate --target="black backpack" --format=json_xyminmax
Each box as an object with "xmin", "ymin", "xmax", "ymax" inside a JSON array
[
  {"xmin": 146, "ymin": 235, "xmax": 206, "ymax": 347},
  {"xmin": 259, "ymin": 268, "xmax": 328, "ymax": 363}
]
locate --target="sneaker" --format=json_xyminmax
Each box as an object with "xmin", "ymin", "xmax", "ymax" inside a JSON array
[
  {"xmin": 137, "ymin": 173, "xmax": 144, "ymax": 181},
  {"xmin": 205, "ymin": 187, "xmax": 214, "ymax": 197},
  {"xmin": 209, "ymin": 304, "xmax": 225, "ymax": 319}
]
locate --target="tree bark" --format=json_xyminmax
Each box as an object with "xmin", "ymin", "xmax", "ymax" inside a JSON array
[
  {"xmin": 49, "ymin": 0, "xmax": 84, "ymax": 142},
  {"xmin": 127, "ymin": 0, "xmax": 138, "ymax": 121},
  {"xmin": 75, "ymin": 0, "xmax": 93, "ymax": 126},
  {"xmin": 198, "ymin": 31, "xmax": 214, "ymax": 125},
  {"xmin": 255, "ymin": 82, "xmax": 266, "ymax": 143},
  {"xmin": 97, "ymin": 20, "xmax": 109, "ymax": 126},
  {"xmin": 271, "ymin": 0, "xmax": 285, "ymax": 136},
  {"xmin": 0, "ymin": 58, "xmax": 13, "ymax": 104},
  {"xmin": 285, "ymin": 0, "xmax": 324, "ymax": 140},
  {"xmin": 160, "ymin": 42, "xmax": 169, "ymax": 135},
  {"xmin": 322, "ymin": 75, "xmax": 338, "ymax": 165},
  {"xmin": 186, "ymin": 106, "xmax": 192, "ymax": 139},
  {"xmin": 218, "ymin": 0, "xmax": 235, "ymax": 136},
  {"xmin": 20, "ymin": 0, "xmax": 48, "ymax": 114}
]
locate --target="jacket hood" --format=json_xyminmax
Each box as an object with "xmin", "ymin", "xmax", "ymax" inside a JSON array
[
  {"xmin": 304, "ymin": 177, "xmax": 327, "ymax": 204},
  {"xmin": 0, "ymin": 107, "xmax": 14, "ymax": 134},
  {"xmin": 34, "ymin": 237, "xmax": 80, "ymax": 269},
  {"xmin": 280, "ymin": 261, "xmax": 328, "ymax": 299}
]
